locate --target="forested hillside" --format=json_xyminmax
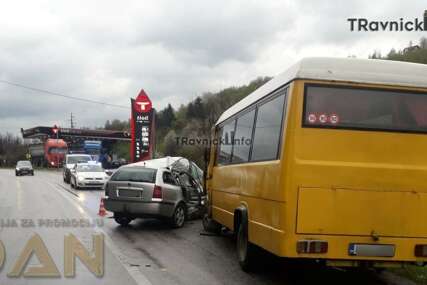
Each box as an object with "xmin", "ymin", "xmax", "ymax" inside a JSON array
[
  {"xmin": 0, "ymin": 134, "xmax": 26, "ymax": 167},
  {"xmin": 371, "ymin": 37, "xmax": 427, "ymax": 64},
  {"xmin": 155, "ymin": 77, "xmax": 271, "ymax": 167}
]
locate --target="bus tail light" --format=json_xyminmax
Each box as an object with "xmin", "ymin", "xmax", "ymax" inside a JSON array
[
  {"xmin": 415, "ymin": 245, "xmax": 427, "ymax": 257},
  {"xmin": 297, "ymin": 240, "xmax": 328, "ymax": 254}
]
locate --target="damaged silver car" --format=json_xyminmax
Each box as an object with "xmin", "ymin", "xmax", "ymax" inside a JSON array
[{"xmin": 104, "ymin": 157, "xmax": 206, "ymax": 227}]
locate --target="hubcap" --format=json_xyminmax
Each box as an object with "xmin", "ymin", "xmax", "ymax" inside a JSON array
[{"xmin": 175, "ymin": 207, "xmax": 185, "ymax": 226}]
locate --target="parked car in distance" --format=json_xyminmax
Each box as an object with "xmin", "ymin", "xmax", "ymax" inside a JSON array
[
  {"xmin": 63, "ymin": 154, "xmax": 92, "ymax": 183},
  {"xmin": 70, "ymin": 163, "xmax": 109, "ymax": 190},
  {"xmin": 105, "ymin": 158, "xmax": 128, "ymax": 176},
  {"xmin": 15, "ymin": 160, "xmax": 34, "ymax": 176},
  {"xmin": 104, "ymin": 157, "xmax": 206, "ymax": 228},
  {"xmin": 111, "ymin": 158, "xmax": 128, "ymax": 169}
]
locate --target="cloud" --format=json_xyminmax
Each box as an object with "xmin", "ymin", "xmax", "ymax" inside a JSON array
[{"xmin": 0, "ymin": 0, "xmax": 424, "ymax": 135}]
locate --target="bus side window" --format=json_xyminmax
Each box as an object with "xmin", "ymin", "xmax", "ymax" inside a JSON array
[
  {"xmin": 216, "ymin": 120, "xmax": 236, "ymax": 165},
  {"xmin": 232, "ymin": 109, "xmax": 256, "ymax": 163},
  {"xmin": 250, "ymin": 91, "xmax": 286, "ymax": 161}
]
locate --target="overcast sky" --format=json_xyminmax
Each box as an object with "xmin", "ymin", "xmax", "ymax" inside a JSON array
[{"xmin": 0, "ymin": 0, "xmax": 426, "ymax": 135}]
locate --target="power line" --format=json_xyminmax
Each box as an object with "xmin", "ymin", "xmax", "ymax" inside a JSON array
[{"xmin": 0, "ymin": 79, "xmax": 128, "ymax": 109}]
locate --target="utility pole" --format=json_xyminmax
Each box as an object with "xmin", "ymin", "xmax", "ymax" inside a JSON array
[{"xmin": 69, "ymin": 112, "xmax": 76, "ymax": 129}]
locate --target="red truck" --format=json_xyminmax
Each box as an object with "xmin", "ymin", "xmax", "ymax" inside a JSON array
[{"xmin": 29, "ymin": 139, "xmax": 68, "ymax": 167}]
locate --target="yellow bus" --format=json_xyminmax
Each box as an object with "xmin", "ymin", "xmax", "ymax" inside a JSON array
[{"xmin": 204, "ymin": 57, "xmax": 427, "ymax": 270}]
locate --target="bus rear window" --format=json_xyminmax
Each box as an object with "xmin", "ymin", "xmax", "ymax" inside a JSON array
[{"xmin": 303, "ymin": 85, "xmax": 427, "ymax": 133}]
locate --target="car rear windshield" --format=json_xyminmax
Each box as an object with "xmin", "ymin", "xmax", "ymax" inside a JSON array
[
  {"xmin": 304, "ymin": 85, "xmax": 427, "ymax": 133},
  {"xmin": 76, "ymin": 165, "xmax": 103, "ymax": 172},
  {"xmin": 67, "ymin": 156, "xmax": 91, "ymax": 164},
  {"xmin": 111, "ymin": 167, "xmax": 157, "ymax": 183},
  {"xmin": 17, "ymin": 161, "xmax": 31, "ymax": 167}
]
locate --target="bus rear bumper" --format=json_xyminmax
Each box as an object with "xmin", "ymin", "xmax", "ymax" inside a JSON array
[
  {"xmin": 324, "ymin": 259, "xmax": 409, "ymax": 268},
  {"xmin": 280, "ymin": 234, "xmax": 427, "ymax": 266}
]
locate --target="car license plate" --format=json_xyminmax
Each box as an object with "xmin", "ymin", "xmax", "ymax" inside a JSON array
[{"xmin": 118, "ymin": 189, "xmax": 142, "ymax": 198}]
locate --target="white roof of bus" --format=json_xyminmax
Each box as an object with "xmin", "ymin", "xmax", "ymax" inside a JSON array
[{"xmin": 216, "ymin": 57, "xmax": 427, "ymax": 125}]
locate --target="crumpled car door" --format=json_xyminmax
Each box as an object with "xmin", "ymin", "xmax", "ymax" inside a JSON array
[{"xmin": 175, "ymin": 172, "xmax": 202, "ymax": 205}]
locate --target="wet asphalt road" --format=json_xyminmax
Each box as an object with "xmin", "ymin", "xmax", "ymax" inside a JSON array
[{"xmin": 0, "ymin": 169, "xmax": 395, "ymax": 285}]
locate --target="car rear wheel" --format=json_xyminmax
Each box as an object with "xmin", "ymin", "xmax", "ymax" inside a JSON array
[
  {"xmin": 237, "ymin": 220, "xmax": 257, "ymax": 271},
  {"xmin": 114, "ymin": 214, "xmax": 132, "ymax": 226},
  {"xmin": 171, "ymin": 203, "xmax": 186, "ymax": 228}
]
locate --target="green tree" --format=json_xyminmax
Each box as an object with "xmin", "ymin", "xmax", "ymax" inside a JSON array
[
  {"xmin": 0, "ymin": 133, "xmax": 26, "ymax": 167},
  {"xmin": 105, "ymin": 119, "xmax": 129, "ymax": 131},
  {"xmin": 156, "ymin": 104, "xmax": 175, "ymax": 130},
  {"xmin": 163, "ymin": 130, "xmax": 178, "ymax": 156},
  {"xmin": 377, "ymin": 37, "xmax": 427, "ymax": 64}
]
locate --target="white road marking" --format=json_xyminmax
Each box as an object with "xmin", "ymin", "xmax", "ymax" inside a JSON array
[
  {"xmin": 15, "ymin": 179, "xmax": 22, "ymax": 211},
  {"xmin": 46, "ymin": 181, "xmax": 152, "ymax": 285}
]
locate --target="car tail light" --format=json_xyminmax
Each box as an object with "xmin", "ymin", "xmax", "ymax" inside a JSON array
[
  {"xmin": 415, "ymin": 245, "xmax": 427, "ymax": 257},
  {"xmin": 297, "ymin": 240, "xmax": 328, "ymax": 254},
  {"xmin": 152, "ymin": 185, "xmax": 162, "ymax": 201}
]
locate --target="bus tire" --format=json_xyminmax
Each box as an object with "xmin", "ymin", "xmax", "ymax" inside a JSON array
[{"xmin": 236, "ymin": 217, "xmax": 257, "ymax": 271}]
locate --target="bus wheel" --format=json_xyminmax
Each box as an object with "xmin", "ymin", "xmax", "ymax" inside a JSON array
[{"xmin": 237, "ymin": 219, "xmax": 257, "ymax": 271}]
